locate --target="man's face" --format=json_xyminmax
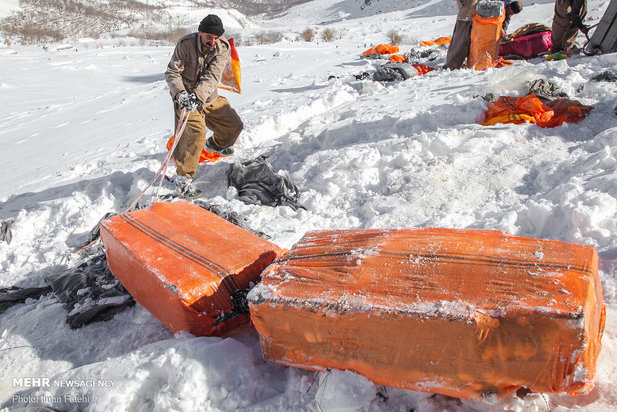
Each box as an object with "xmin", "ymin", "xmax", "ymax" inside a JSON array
[{"xmin": 199, "ymin": 32, "xmax": 220, "ymax": 50}]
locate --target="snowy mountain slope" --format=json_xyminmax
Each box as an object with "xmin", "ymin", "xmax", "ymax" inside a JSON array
[
  {"xmin": 0, "ymin": 0, "xmax": 303, "ymax": 43},
  {"xmin": 270, "ymin": 0, "xmax": 457, "ymax": 25},
  {"xmin": 0, "ymin": 0, "xmax": 314, "ymax": 44},
  {"xmin": 1, "ymin": 0, "xmax": 617, "ymax": 411},
  {"xmin": 0, "ymin": 0, "xmax": 19, "ymax": 18}
]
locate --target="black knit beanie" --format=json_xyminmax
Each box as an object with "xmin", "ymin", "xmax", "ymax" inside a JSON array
[
  {"xmin": 198, "ymin": 14, "xmax": 225, "ymax": 36},
  {"xmin": 510, "ymin": 1, "xmax": 523, "ymax": 14}
]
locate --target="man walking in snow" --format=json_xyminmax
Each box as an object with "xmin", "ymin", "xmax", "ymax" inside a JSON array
[
  {"xmin": 165, "ymin": 14, "xmax": 243, "ymax": 198},
  {"xmin": 550, "ymin": 0, "xmax": 589, "ymax": 53}
]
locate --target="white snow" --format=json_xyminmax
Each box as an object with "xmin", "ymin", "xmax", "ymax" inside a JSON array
[
  {"xmin": 0, "ymin": 0, "xmax": 19, "ymax": 19},
  {"xmin": 1, "ymin": 0, "xmax": 617, "ymax": 410}
]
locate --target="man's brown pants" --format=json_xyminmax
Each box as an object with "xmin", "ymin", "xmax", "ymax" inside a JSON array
[{"xmin": 173, "ymin": 95, "xmax": 243, "ymax": 178}]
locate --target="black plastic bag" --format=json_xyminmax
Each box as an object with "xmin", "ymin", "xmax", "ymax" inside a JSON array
[{"xmin": 227, "ymin": 156, "xmax": 304, "ymax": 211}]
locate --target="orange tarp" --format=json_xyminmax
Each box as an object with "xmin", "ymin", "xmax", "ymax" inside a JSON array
[
  {"xmin": 249, "ymin": 228, "xmax": 605, "ymax": 400},
  {"xmin": 100, "ymin": 201, "xmax": 283, "ymax": 336},
  {"xmin": 166, "ymin": 136, "xmax": 223, "ymax": 163},
  {"xmin": 362, "ymin": 44, "xmax": 399, "ymax": 56},
  {"xmin": 494, "ymin": 56, "xmax": 513, "ymax": 67},
  {"xmin": 389, "ymin": 54, "xmax": 406, "ymax": 63},
  {"xmin": 412, "ymin": 64, "xmax": 436, "ymax": 76},
  {"xmin": 468, "ymin": 12, "xmax": 505, "ymax": 70},
  {"xmin": 419, "ymin": 36, "xmax": 451, "ymax": 47},
  {"xmin": 482, "ymin": 94, "xmax": 593, "ymax": 127}
]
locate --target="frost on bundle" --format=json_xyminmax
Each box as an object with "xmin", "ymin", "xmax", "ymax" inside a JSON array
[
  {"xmin": 100, "ymin": 201, "xmax": 284, "ymax": 336},
  {"xmin": 249, "ymin": 227, "xmax": 606, "ymax": 401}
]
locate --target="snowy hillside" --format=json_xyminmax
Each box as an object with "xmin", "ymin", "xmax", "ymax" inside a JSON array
[
  {"xmin": 270, "ymin": 0, "xmax": 457, "ymax": 24},
  {"xmin": 1, "ymin": 0, "xmax": 617, "ymax": 411},
  {"xmin": 0, "ymin": 0, "xmax": 312, "ymax": 43}
]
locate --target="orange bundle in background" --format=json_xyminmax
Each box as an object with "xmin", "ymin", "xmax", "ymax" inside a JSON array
[
  {"xmin": 389, "ymin": 54, "xmax": 407, "ymax": 63},
  {"xmin": 419, "ymin": 36, "xmax": 451, "ymax": 47},
  {"xmin": 100, "ymin": 201, "xmax": 283, "ymax": 336},
  {"xmin": 412, "ymin": 64, "xmax": 436, "ymax": 76},
  {"xmin": 468, "ymin": 11, "xmax": 505, "ymax": 70},
  {"xmin": 249, "ymin": 228, "xmax": 605, "ymax": 400},
  {"xmin": 362, "ymin": 44, "xmax": 400, "ymax": 56},
  {"xmin": 482, "ymin": 94, "xmax": 593, "ymax": 127}
]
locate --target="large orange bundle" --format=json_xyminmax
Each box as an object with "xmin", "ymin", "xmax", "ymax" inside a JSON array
[
  {"xmin": 468, "ymin": 12, "xmax": 505, "ymax": 70},
  {"xmin": 100, "ymin": 201, "xmax": 282, "ymax": 336},
  {"xmin": 249, "ymin": 228, "xmax": 605, "ymax": 400}
]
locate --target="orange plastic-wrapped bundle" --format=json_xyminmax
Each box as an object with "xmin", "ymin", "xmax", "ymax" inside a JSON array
[
  {"xmin": 482, "ymin": 94, "xmax": 593, "ymax": 127},
  {"xmin": 468, "ymin": 11, "xmax": 505, "ymax": 70},
  {"xmin": 543, "ymin": 98, "xmax": 594, "ymax": 127},
  {"xmin": 100, "ymin": 201, "xmax": 282, "ymax": 336},
  {"xmin": 412, "ymin": 64, "xmax": 436, "ymax": 76},
  {"xmin": 389, "ymin": 54, "xmax": 407, "ymax": 63},
  {"xmin": 482, "ymin": 94, "xmax": 553, "ymax": 126},
  {"xmin": 249, "ymin": 228, "xmax": 605, "ymax": 400}
]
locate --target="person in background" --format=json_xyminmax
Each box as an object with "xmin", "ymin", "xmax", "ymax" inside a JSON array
[
  {"xmin": 500, "ymin": 0, "xmax": 523, "ymax": 38},
  {"xmin": 165, "ymin": 14, "xmax": 243, "ymax": 199},
  {"xmin": 550, "ymin": 0, "xmax": 589, "ymax": 53}
]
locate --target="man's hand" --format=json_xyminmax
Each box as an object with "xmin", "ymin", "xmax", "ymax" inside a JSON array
[
  {"xmin": 580, "ymin": 24, "xmax": 590, "ymax": 35},
  {"xmin": 177, "ymin": 90, "xmax": 202, "ymax": 112}
]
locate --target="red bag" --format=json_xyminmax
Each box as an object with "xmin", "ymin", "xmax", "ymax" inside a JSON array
[{"xmin": 499, "ymin": 31, "xmax": 552, "ymax": 58}]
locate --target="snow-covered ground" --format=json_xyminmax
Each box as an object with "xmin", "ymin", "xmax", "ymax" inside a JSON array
[
  {"xmin": 0, "ymin": 0, "xmax": 19, "ymax": 19},
  {"xmin": 1, "ymin": 0, "xmax": 617, "ymax": 410}
]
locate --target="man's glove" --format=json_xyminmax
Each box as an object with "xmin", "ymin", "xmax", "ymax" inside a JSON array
[
  {"xmin": 177, "ymin": 90, "xmax": 202, "ymax": 112},
  {"xmin": 580, "ymin": 24, "xmax": 590, "ymax": 36}
]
